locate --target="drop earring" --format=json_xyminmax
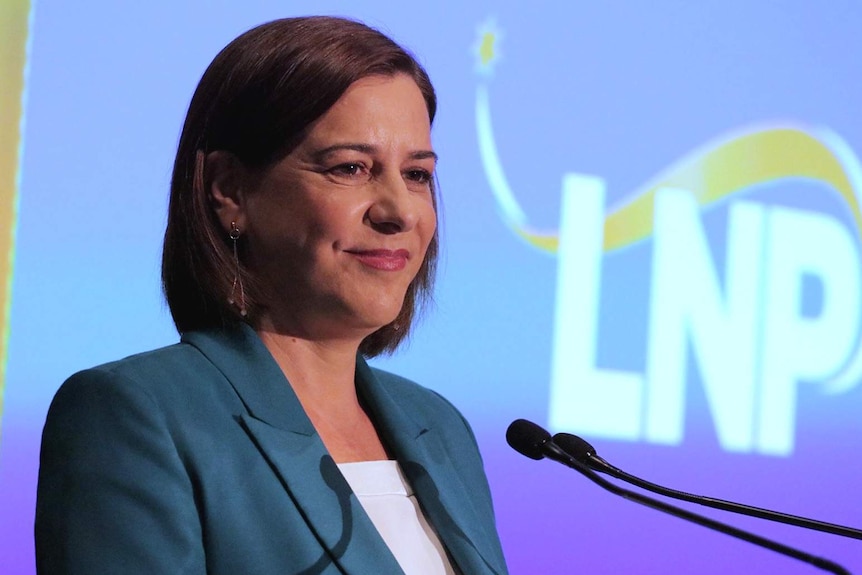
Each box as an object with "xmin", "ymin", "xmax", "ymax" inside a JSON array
[{"xmin": 228, "ymin": 221, "xmax": 247, "ymax": 317}]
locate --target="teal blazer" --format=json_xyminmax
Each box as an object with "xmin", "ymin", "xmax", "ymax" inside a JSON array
[{"xmin": 36, "ymin": 325, "xmax": 508, "ymax": 574}]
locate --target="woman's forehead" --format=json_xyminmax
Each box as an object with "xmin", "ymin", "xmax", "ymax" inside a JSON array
[{"xmin": 298, "ymin": 75, "xmax": 433, "ymax": 153}]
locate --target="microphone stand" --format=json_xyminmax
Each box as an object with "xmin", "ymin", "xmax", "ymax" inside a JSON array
[
  {"xmin": 554, "ymin": 432, "xmax": 862, "ymax": 541},
  {"xmin": 506, "ymin": 419, "xmax": 852, "ymax": 575}
]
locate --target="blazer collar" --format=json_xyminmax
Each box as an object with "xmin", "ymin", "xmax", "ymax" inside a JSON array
[
  {"xmin": 183, "ymin": 325, "xmax": 504, "ymax": 575},
  {"xmin": 356, "ymin": 360, "xmax": 506, "ymax": 575},
  {"xmin": 182, "ymin": 325, "xmax": 400, "ymax": 573},
  {"xmin": 183, "ymin": 324, "xmax": 313, "ymax": 435}
]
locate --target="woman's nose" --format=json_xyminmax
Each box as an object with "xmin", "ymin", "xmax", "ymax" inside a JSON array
[{"xmin": 365, "ymin": 174, "xmax": 420, "ymax": 234}]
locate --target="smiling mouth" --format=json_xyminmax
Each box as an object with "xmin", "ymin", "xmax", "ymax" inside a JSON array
[{"xmin": 346, "ymin": 249, "xmax": 410, "ymax": 271}]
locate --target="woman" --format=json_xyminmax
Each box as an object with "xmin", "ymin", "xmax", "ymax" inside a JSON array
[{"xmin": 35, "ymin": 16, "xmax": 509, "ymax": 575}]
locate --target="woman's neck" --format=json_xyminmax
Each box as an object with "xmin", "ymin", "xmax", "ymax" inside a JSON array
[
  {"xmin": 255, "ymin": 325, "xmax": 390, "ymax": 463},
  {"xmin": 256, "ymin": 327, "xmax": 359, "ymax": 402}
]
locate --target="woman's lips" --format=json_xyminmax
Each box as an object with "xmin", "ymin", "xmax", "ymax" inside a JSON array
[{"xmin": 346, "ymin": 249, "xmax": 410, "ymax": 271}]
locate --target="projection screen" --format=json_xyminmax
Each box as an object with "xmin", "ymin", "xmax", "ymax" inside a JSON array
[{"xmin": 1, "ymin": 1, "xmax": 861, "ymax": 573}]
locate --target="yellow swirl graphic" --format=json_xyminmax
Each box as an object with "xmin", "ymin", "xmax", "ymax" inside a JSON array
[
  {"xmin": 604, "ymin": 126, "xmax": 862, "ymax": 251},
  {"xmin": 0, "ymin": 0, "xmax": 33, "ymax": 442},
  {"xmin": 482, "ymin": 123, "xmax": 862, "ymax": 254}
]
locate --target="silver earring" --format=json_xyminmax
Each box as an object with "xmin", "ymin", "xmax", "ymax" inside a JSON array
[{"xmin": 228, "ymin": 221, "xmax": 247, "ymax": 317}]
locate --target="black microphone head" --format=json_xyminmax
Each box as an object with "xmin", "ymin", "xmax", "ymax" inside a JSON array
[
  {"xmin": 506, "ymin": 419, "xmax": 551, "ymax": 460},
  {"xmin": 553, "ymin": 432, "xmax": 597, "ymax": 460}
]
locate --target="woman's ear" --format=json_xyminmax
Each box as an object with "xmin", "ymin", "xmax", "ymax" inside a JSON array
[{"xmin": 206, "ymin": 150, "xmax": 247, "ymax": 233}]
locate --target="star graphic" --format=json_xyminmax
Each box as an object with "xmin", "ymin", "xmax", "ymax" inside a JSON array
[{"xmin": 473, "ymin": 18, "xmax": 503, "ymax": 77}]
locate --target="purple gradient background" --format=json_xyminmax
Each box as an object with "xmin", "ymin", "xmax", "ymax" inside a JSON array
[{"xmin": 2, "ymin": 1, "xmax": 861, "ymax": 574}]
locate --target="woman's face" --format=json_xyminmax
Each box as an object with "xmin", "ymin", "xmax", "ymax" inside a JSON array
[{"xmin": 230, "ymin": 73, "xmax": 437, "ymax": 339}]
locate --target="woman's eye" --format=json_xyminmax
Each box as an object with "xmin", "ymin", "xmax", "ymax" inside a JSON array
[
  {"xmin": 329, "ymin": 163, "xmax": 367, "ymax": 178},
  {"xmin": 405, "ymin": 169, "xmax": 432, "ymax": 185}
]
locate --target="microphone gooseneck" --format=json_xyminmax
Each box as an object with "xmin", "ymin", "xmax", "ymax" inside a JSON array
[
  {"xmin": 553, "ymin": 431, "xmax": 862, "ymax": 541},
  {"xmin": 507, "ymin": 419, "xmax": 850, "ymax": 575}
]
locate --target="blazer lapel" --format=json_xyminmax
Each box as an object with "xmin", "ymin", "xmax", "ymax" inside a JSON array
[
  {"xmin": 356, "ymin": 360, "xmax": 507, "ymax": 575},
  {"xmin": 183, "ymin": 326, "xmax": 404, "ymax": 575}
]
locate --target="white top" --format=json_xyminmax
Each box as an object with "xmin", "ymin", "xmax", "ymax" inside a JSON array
[{"xmin": 337, "ymin": 460, "xmax": 458, "ymax": 575}]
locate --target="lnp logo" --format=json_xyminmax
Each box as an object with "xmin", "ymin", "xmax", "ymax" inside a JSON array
[
  {"xmin": 473, "ymin": 22, "xmax": 862, "ymax": 456},
  {"xmin": 0, "ymin": 0, "xmax": 33, "ymax": 444}
]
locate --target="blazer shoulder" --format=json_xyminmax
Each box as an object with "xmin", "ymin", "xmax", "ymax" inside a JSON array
[
  {"xmin": 38, "ymin": 344, "xmax": 210, "ymax": 574},
  {"xmin": 64, "ymin": 341, "xmax": 211, "ymax": 389},
  {"xmin": 369, "ymin": 367, "xmax": 456, "ymax": 408},
  {"xmin": 367, "ymin": 366, "xmax": 475, "ymax": 433},
  {"xmin": 52, "ymin": 340, "xmax": 233, "ymax": 421},
  {"xmin": 93, "ymin": 340, "xmax": 209, "ymax": 376}
]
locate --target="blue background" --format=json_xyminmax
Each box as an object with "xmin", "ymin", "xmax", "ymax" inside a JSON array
[{"xmin": 1, "ymin": 1, "xmax": 861, "ymax": 573}]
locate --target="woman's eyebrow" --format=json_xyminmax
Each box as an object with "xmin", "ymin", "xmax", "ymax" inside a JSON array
[
  {"xmin": 311, "ymin": 143, "xmax": 374, "ymax": 161},
  {"xmin": 310, "ymin": 143, "xmax": 438, "ymax": 163},
  {"xmin": 410, "ymin": 150, "xmax": 438, "ymax": 162}
]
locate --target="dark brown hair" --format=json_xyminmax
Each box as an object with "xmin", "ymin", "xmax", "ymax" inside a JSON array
[{"xmin": 161, "ymin": 16, "xmax": 438, "ymax": 356}]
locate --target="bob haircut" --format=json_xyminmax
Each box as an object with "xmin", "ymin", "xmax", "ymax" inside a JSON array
[{"xmin": 162, "ymin": 16, "xmax": 438, "ymax": 357}]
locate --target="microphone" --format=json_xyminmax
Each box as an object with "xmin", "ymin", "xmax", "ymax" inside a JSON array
[
  {"xmin": 506, "ymin": 419, "xmax": 851, "ymax": 575},
  {"xmin": 553, "ymin": 432, "xmax": 862, "ymax": 541},
  {"xmin": 505, "ymin": 418, "xmax": 571, "ymax": 462}
]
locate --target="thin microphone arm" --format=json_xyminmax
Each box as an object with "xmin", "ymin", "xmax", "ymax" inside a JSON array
[
  {"xmin": 553, "ymin": 432, "xmax": 862, "ymax": 541},
  {"xmin": 506, "ymin": 420, "xmax": 851, "ymax": 575}
]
